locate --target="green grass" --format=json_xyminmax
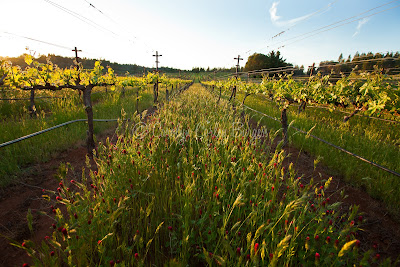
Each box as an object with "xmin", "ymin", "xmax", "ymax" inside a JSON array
[
  {"xmin": 226, "ymin": 90, "xmax": 400, "ymax": 217},
  {"xmin": 19, "ymin": 84, "xmax": 381, "ymax": 266},
  {"xmin": 0, "ymin": 85, "xmax": 162, "ymax": 187}
]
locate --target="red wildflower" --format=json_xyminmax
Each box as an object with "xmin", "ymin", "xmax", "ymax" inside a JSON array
[
  {"xmin": 254, "ymin": 243, "xmax": 259, "ymax": 253},
  {"xmin": 315, "ymin": 252, "xmax": 320, "ymax": 260},
  {"xmin": 61, "ymin": 228, "xmax": 67, "ymax": 236}
]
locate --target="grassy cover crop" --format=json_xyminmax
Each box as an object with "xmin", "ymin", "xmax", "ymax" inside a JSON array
[
  {"xmin": 0, "ymin": 86, "xmax": 156, "ymax": 186},
  {"xmin": 233, "ymin": 91, "xmax": 400, "ymax": 217},
  {"xmin": 17, "ymin": 84, "xmax": 388, "ymax": 266}
]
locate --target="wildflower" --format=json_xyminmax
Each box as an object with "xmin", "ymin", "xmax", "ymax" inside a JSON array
[
  {"xmin": 168, "ymin": 226, "xmax": 173, "ymax": 231},
  {"xmin": 61, "ymin": 228, "xmax": 68, "ymax": 236},
  {"xmin": 237, "ymin": 247, "xmax": 241, "ymax": 255},
  {"xmin": 109, "ymin": 260, "xmax": 115, "ymax": 266},
  {"xmin": 254, "ymin": 243, "xmax": 259, "ymax": 253},
  {"xmin": 50, "ymin": 251, "xmax": 55, "ymax": 256},
  {"xmin": 315, "ymin": 252, "xmax": 320, "ymax": 260}
]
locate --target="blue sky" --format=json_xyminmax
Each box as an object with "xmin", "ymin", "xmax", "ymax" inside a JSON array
[{"xmin": 1, "ymin": 0, "xmax": 399, "ymax": 70}]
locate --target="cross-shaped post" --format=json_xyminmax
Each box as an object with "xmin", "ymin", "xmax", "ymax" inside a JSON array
[
  {"xmin": 153, "ymin": 51, "xmax": 162, "ymax": 72},
  {"xmin": 234, "ymin": 55, "xmax": 243, "ymax": 79},
  {"xmin": 72, "ymin": 47, "xmax": 82, "ymax": 69}
]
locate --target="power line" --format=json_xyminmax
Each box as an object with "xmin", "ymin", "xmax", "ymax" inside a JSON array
[
  {"xmin": 1, "ymin": 31, "xmax": 72, "ymax": 51},
  {"xmin": 43, "ymin": 0, "xmax": 118, "ymax": 36},
  {"xmin": 271, "ymin": 0, "xmax": 339, "ymax": 40},
  {"xmin": 271, "ymin": 0, "xmax": 400, "ymax": 49}
]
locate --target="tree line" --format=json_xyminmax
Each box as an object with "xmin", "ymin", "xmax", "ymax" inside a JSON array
[
  {"xmin": 0, "ymin": 54, "xmax": 185, "ymax": 76},
  {"xmin": 317, "ymin": 51, "xmax": 400, "ymax": 75}
]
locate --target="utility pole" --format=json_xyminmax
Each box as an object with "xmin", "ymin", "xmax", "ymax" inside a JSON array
[{"xmin": 152, "ymin": 51, "xmax": 162, "ymax": 103}]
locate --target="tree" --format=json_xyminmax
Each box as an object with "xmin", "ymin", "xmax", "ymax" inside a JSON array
[
  {"xmin": 338, "ymin": 53, "xmax": 344, "ymax": 63},
  {"xmin": 244, "ymin": 51, "xmax": 290, "ymax": 72}
]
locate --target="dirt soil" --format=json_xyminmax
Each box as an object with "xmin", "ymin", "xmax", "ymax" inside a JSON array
[{"xmin": 1, "ymin": 102, "xmax": 400, "ymax": 266}]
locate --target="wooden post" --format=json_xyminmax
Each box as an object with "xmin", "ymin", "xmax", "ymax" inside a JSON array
[
  {"xmin": 217, "ymin": 87, "xmax": 222, "ymax": 103},
  {"xmin": 152, "ymin": 51, "xmax": 162, "ymax": 103},
  {"xmin": 153, "ymin": 82, "xmax": 158, "ymax": 103},
  {"xmin": 72, "ymin": 47, "xmax": 82, "ymax": 96},
  {"xmin": 122, "ymin": 86, "xmax": 125, "ymax": 97},
  {"xmin": 230, "ymin": 55, "xmax": 243, "ymax": 108},
  {"xmin": 281, "ymin": 108, "xmax": 288, "ymax": 146},
  {"xmin": 83, "ymin": 85, "xmax": 95, "ymax": 155},
  {"xmin": 29, "ymin": 89, "xmax": 36, "ymax": 117},
  {"xmin": 136, "ymin": 89, "xmax": 139, "ymax": 114}
]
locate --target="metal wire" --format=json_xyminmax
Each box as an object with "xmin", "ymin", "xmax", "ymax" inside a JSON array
[
  {"xmin": 0, "ymin": 118, "xmax": 119, "ymax": 149},
  {"xmin": 241, "ymin": 104, "xmax": 400, "ymax": 178}
]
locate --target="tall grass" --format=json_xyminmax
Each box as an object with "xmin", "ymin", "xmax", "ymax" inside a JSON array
[
  {"xmin": 0, "ymin": 86, "xmax": 158, "ymax": 187},
  {"xmin": 232, "ymin": 91, "xmax": 400, "ymax": 217},
  {"xmin": 18, "ymin": 84, "xmax": 386, "ymax": 266}
]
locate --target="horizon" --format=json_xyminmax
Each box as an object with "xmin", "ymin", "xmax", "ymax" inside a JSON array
[{"xmin": 1, "ymin": 0, "xmax": 399, "ymax": 70}]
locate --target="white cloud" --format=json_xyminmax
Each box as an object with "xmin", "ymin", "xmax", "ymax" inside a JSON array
[
  {"xmin": 353, "ymin": 18, "xmax": 370, "ymax": 37},
  {"xmin": 269, "ymin": 1, "xmax": 281, "ymax": 23},
  {"xmin": 269, "ymin": 1, "xmax": 313, "ymax": 27}
]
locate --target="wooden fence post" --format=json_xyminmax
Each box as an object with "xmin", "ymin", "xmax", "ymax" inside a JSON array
[
  {"xmin": 281, "ymin": 108, "xmax": 288, "ymax": 146},
  {"xmin": 29, "ymin": 89, "xmax": 36, "ymax": 117},
  {"xmin": 83, "ymin": 85, "xmax": 95, "ymax": 155}
]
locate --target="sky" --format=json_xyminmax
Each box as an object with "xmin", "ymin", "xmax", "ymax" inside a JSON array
[{"xmin": 0, "ymin": 0, "xmax": 399, "ymax": 70}]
